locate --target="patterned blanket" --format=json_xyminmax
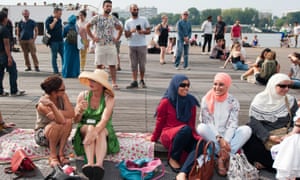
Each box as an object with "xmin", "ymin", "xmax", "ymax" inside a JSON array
[{"xmin": 0, "ymin": 128, "xmax": 154, "ymax": 164}]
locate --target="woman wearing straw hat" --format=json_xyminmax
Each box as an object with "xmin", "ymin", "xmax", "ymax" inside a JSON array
[{"xmin": 73, "ymin": 69, "xmax": 119, "ymax": 180}]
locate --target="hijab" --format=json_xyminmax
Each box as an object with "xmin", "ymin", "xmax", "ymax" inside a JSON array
[
  {"xmin": 250, "ymin": 73, "xmax": 294, "ymax": 122},
  {"xmin": 161, "ymin": 74, "xmax": 199, "ymax": 123},
  {"xmin": 205, "ymin": 73, "xmax": 232, "ymax": 114}
]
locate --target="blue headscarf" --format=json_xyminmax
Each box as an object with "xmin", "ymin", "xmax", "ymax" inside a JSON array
[
  {"xmin": 68, "ymin": 14, "xmax": 77, "ymax": 25},
  {"xmin": 160, "ymin": 74, "xmax": 199, "ymax": 123}
]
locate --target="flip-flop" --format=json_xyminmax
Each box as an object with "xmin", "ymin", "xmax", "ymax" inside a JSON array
[
  {"xmin": 93, "ymin": 166, "xmax": 105, "ymax": 180},
  {"xmin": 82, "ymin": 165, "xmax": 94, "ymax": 179}
]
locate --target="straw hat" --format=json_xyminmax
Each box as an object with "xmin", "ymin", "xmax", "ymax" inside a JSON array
[{"xmin": 78, "ymin": 69, "xmax": 114, "ymax": 97}]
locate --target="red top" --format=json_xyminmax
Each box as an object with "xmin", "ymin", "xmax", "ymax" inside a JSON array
[
  {"xmin": 231, "ymin": 25, "xmax": 241, "ymax": 38},
  {"xmin": 151, "ymin": 98, "xmax": 202, "ymax": 150}
]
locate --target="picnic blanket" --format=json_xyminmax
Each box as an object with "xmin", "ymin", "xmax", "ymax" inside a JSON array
[{"xmin": 0, "ymin": 128, "xmax": 154, "ymax": 164}]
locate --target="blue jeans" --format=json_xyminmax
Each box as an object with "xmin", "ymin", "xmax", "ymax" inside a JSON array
[
  {"xmin": 174, "ymin": 40, "xmax": 189, "ymax": 68},
  {"xmin": 291, "ymin": 78, "xmax": 300, "ymax": 89},
  {"xmin": 232, "ymin": 61, "xmax": 248, "ymax": 70},
  {"xmin": 0, "ymin": 54, "xmax": 18, "ymax": 94},
  {"xmin": 171, "ymin": 126, "xmax": 204, "ymax": 174},
  {"xmin": 197, "ymin": 123, "xmax": 252, "ymax": 154},
  {"xmin": 50, "ymin": 41, "xmax": 64, "ymax": 73}
]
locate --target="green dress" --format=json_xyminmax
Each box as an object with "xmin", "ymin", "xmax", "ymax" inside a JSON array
[{"xmin": 73, "ymin": 91, "xmax": 120, "ymax": 156}]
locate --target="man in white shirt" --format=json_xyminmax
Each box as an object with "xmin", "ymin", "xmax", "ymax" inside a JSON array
[
  {"xmin": 293, "ymin": 21, "xmax": 300, "ymax": 48},
  {"xmin": 201, "ymin": 16, "xmax": 213, "ymax": 55}
]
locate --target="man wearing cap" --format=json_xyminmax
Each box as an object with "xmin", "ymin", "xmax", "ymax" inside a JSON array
[
  {"xmin": 124, "ymin": 4, "xmax": 151, "ymax": 89},
  {"xmin": 16, "ymin": 9, "xmax": 40, "ymax": 72},
  {"xmin": 86, "ymin": 0, "xmax": 122, "ymax": 90}
]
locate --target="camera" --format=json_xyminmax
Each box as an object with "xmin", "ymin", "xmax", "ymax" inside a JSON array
[{"xmin": 136, "ymin": 25, "xmax": 141, "ymax": 31}]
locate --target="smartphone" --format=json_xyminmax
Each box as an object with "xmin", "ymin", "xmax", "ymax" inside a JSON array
[{"xmin": 136, "ymin": 24, "xmax": 141, "ymax": 31}]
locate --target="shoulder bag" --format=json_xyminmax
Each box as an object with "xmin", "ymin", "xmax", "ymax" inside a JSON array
[
  {"xmin": 118, "ymin": 157, "xmax": 165, "ymax": 180},
  {"xmin": 189, "ymin": 140, "xmax": 215, "ymax": 180},
  {"xmin": 264, "ymin": 96, "xmax": 291, "ymax": 150},
  {"xmin": 227, "ymin": 153, "xmax": 259, "ymax": 180},
  {"xmin": 4, "ymin": 149, "xmax": 36, "ymax": 179}
]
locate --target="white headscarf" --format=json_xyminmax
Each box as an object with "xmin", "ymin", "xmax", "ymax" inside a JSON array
[{"xmin": 250, "ymin": 73, "xmax": 294, "ymax": 122}]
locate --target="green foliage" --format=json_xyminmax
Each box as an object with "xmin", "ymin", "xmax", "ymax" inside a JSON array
[{"xmin": 147, "ymin": 8, "xmax": 300, "ymax": 29}]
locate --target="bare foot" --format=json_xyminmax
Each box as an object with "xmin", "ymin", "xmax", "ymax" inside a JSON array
[{"xmin": 176, "ymin": 172, "xmax": 187, "ymax": 180}]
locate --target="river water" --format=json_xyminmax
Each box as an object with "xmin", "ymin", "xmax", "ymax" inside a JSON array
[{"xmin": 121, "ymin": 32, "xmax": 289, "ymax": 48}]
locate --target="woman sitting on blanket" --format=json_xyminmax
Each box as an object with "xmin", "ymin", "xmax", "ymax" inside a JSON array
[
  {"xmin": 196, "ymin": 73, "xmax": 252, "ymax": 176},
  {"xmin": 243, "ymin": 73, "xmax": 298, "ymax": 172},
  {"xmin": 35, "ymin": 75, "xmax": 74, "ymax": 167},
  {"xmin": 73, "ymin": 69, "xmax": 119, "ymax": 180},
  {"xmin": 148, "ymin": 74, "xmax": 204, "ymax": 180}
]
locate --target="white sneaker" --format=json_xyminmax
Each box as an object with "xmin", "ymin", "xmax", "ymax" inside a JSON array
[
  {"xmin": 240, "ymin": 75, "xmax": 247, "ymax": 81},
  {"xmin": 200, "ymin": 52, "xmax": 206, "ymax": 55}
]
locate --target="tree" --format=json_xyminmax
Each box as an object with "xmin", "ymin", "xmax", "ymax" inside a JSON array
[
  {"xmin": 187, "ymin": 7, "xmax": 200, "ymax": 25},
  {"xmin": 200, "ymin": 9, "xmax": 221, "ymax": 24}
]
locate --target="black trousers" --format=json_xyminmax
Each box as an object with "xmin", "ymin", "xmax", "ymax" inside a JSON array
[{"xmin": 202, "ymin": 34, "xmax": 212, "ymax": 52}]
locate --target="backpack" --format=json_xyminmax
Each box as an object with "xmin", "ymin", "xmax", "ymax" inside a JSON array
[{"xmin": 66, "ymin": 27, "xmax": 77, "ymax": 45}]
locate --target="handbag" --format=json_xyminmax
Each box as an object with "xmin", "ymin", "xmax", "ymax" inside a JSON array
[
  {"xmin": 189, "ymin": 140, "xmax": 215, "ymax": 180},
  {"xmin": 42, "ymin": 32, "xmax": 51, "ymax": 46},
  {"xmin": 118, "ymin": 157, "xmax": 165, "ymax": 180},
  {"xmin": 4, "ymin": 149, "xmax": 36, "ymax": 179},
  {"xmin": 227, "ymin": 153, "xmax": 259, "ymax": 180},
  {"xmin": 44, "ymin": 165, "xmax": 81, "ymax": 180},
  {"xmin": 264, "ymin": 96, "xmax": 291, "ymax": 150}
]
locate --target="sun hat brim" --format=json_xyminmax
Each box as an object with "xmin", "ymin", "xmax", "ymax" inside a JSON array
[{"xmin": 78, "ymin": 70, "xmax": 114, "ymax": 97}]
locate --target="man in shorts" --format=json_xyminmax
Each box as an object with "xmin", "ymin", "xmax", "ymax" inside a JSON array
[
  {"xmin": 124, "ymin": 4, "xmax": 151, "ymax": 88},
  {"xmin": 86, "ymin": 0, "xmax": 123, "ymax": 90}
]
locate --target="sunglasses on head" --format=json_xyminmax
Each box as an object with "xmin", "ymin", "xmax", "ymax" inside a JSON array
[
  {"xmin": 277, "ymin": 84, "xmax": 292, "ymax": 89},
  {"xmin": 179, "ymin": 83, "xmax": 190, "ymax": 88}
]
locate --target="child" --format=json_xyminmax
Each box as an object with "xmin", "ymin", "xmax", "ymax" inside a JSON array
[
  {"xmin": 288, "ymin": 52, "xmax": 300, "ymax": 89},
  {"xmin": 252, "ymin": 35, "xmax": 259, "ymax": 47}
]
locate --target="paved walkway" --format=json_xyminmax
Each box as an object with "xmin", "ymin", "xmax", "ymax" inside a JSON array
[{"xmin": 0, "ymin": 44, "xmax": 299, "ymax": 179}]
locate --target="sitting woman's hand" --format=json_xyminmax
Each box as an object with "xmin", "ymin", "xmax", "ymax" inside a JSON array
[
  {"xmin": 145, "ymin": 135, "xmax": 152, "ymax": 141},
  {"xmin": 219, "ymin": 138, "xmax": 231, "ymax": 152},
  {"xmin": 269, "ymin": 135, "xmax": 282, "ymax": 144},
  {"xmin": 83, "ymin": 129, "xmax": 98, "ymax": 145},
  {"xmin": 3, "ymin": 122, "xmax": 16, "ymax": 129},
  {"xmin": 39, "ymin": 96, "xmax": 54, "ymax": 107}
]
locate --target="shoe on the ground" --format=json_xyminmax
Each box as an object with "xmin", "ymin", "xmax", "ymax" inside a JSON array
[
  {"xmin": 240, "ymin": 75, "xmax": 247, "ymax": 80},
  {"xmin": 116, "ymin": 64, "xmax": 121, "ymax": 71},
  {"xmin": 126, "ymin": 81, "xmax": 138, "ymax": 89},
  {"xmin": 35, "ymin": 67, "xmax": 40, "ymax": 72},
  {"xmin": 139, "ymin": 80, "xmax": 147, "ymax": 88},
  {"xmin": 11, "ymin": 90, "xmax": 26, "ymax": 97},
  {"xmin": 175, "ymin": 67, "xmax": 180, "ymax": 70},
  {"xmin": 201, "ymin": 52, "xmax": 206, "ymax": 55},
  {"xmin": 0, "ymin": 91, "xmax": 9, "ymax": 97},
  {"xmin": 184, "ymin": 67, "xmax": 191, "ymax": 70},
  {"xmin": 25, "ymin": 67, "xmax": 32, "ymax": 71}
]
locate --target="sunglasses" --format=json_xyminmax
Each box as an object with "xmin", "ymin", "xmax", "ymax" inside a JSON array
[
  {"xmin": 277, "ymin": 84, "xmax": 292, "ymax": 89},
  {"xmin": 57, "ymin": 88, "xmax": 65, "ymax": 92},
  {"xmin": 179, "ymin": 83, "xmax": 190, "ymax": 88},
  {"xmin": 183, "ymin": 14, "xmax": 189, "ymax": 16}
]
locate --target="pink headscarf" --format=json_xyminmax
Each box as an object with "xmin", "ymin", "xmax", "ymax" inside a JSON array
[{"xmin": 205, "ymin": 73, "xmax": 232, "ymax": 114}]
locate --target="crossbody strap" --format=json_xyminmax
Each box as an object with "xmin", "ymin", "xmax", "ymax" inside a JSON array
[{"xmin": 284, "ymin": 96, "xmax": 292, "ymax": 129}]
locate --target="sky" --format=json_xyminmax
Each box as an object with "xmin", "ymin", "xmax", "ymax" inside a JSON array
[{"xmin": 1, "ymin": 0, "xmax": 300, "ymax": 17}]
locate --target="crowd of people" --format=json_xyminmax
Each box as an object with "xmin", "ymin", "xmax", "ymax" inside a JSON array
[{"xmin": 1, "ymin": 2, "xmax": 300, "ymax": 180}]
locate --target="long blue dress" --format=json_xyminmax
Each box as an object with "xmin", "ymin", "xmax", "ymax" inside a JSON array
[{"xmin": 62, "ymin": 15, "xmax": 80, "ymax": 78}]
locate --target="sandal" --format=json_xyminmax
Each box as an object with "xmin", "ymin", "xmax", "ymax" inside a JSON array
[
  {"xmin": 112, "ymin": 84, "xmax": 120, "ymax": 90},
  {"xmin": 59, "ymin": 155, "xmax": 70, "ymax": 165},
  {"xmin": 49, "ymin": 156, "xmax": 60, "ymax": 167}
]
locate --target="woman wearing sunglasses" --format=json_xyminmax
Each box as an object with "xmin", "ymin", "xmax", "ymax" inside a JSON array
[
  {"xmin": 148, "ymin": 74, "xmax": 203, "ymax": 180},
  {"xmin": 35, "ymin": 75, "xmax": 74, "ymax": 167},
  {"xmin": 196, "ymin": 72, "xmax": 252, "ymax": 176},
  {"xmin": 243, "ymin": 73, "xmax": 298, "ymax": 172}
]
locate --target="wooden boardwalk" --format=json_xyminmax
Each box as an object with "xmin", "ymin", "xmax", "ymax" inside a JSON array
[
  {"xmin": 1, "ymin": 45, "xmax": 299, "ymax": 131},
  {"xmin": 0, "ymin": 44, "xmax": 299, "ymax": 179}
]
